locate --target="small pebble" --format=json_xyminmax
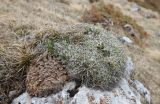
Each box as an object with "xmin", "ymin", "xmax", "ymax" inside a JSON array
[
  {"xmin": 131, "ymin": 4, "xmax": 141, "ymax": 12},
  {"xmin": 120, "ymin": 36, "xmax": 133, "ymax": 45},
  {"xmin": 9, "ymin": 90, "xmax": 17, "ymax": 98}
]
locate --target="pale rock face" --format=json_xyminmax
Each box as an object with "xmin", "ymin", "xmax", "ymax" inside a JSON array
[
  {"xmin": 132, "ymin": 80, "xmax": 151, "ymax": 104},
  {"xmin": 120, "ymin": 37, "xmax": 133, "ymax": 45},
  {"xmin": 130, "ymin": 4, "xmax": 141, "ymax": 12},
  {"xmin": 70, "ymin": 79, "xmax": 141, "ymax": 104},
  {"xmin": 125, "ymin": 57, "xmax": 134, "ymax": 79},
  {"xmin": 123, "ymin": 24, "xmax": 140, "ymax": 41},
  {"xmin": 11, "ymin": 79, "xmax": 142, "ymax": 104},
  {"xmin": 12, "ymin": 58, "xmax": 151, "ymax": 104}
]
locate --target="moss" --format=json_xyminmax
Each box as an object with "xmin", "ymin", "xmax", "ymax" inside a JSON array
[{"xmin": 44, "ymin": 24, "xmax": 127, "ymax": 90}]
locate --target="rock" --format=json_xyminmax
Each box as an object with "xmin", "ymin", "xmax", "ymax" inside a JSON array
[
  {"xmin": 139, "ymin": 11, "xmax": 156, "ymax": 19},
  {"xmin": 131, "ymin": 4, "xmax": 141, "ymax": 12},
  {"xmin": 143, "ymin": 13, "xmax": 156, "ymax": 19},
  {"xmin": 123, "ymin": 24, "xmax": 140, "ymax": 40},
  {"xmin": 9, "ymin": 90, "xmax": 17, "ymax": 98},
  {"xmin": 12, "ymin": 83, "xmax": 71, "ymax": 104},
  {"xmin": 0, "ymin": 95, "xmax": 5, "ymax": 102},
  {"xmin": 12, "ymin": 79, "xmax": 142, "ymax": 104},
  {"xmin": 120, "ymin": 37, "xmax": 133, "ymax": 45},
  {"xmin": 70, "ymin": 79, "xmax": 141, "ymax": 104},
  {"xmin": 35, "ymin": 44, "xmax": 46, "ymax": 54},
  {"xmin": 26, "ymin": 51, "xmax": 69, "ymax": 97},
  {"xmin": 125, "ymin": 57, "xmax": 134, "ymax": 79},
  {"xmin": 11, "ymin": 92, "xmax": 31, "ymax": 104},
  {"xmin": 132, "ymin": 80, "xmax": 151, "ymax": 104},
  {"xmin": 19, "ymin": 34, "xmax": 35, "ymax": 41},
  {"xmin": 124, "ymin": 24, "xmax": 133, "ymax": 32}
]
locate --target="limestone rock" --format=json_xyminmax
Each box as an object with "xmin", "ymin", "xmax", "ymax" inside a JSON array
[
  {"xmin": 120, "ymin": 37, "xmax": 133, "ymax": 45},
  {"xmin": 12, "ymin": 79, "xmax": 142, "ymax": 104}
]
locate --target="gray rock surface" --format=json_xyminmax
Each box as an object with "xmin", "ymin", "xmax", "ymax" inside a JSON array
[{"xmin": 120, "ymin": 37, "xmax": 133, "ymax": 45}]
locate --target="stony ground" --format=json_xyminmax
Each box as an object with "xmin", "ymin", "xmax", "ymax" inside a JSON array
[{"xmin": 0, "ymin": 0, "xmax": 160, "ymax": 104}]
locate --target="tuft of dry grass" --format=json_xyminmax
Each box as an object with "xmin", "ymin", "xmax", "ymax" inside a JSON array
[
  {"xmin": 82, "ymin": 1, "xmax": 149, "ymax": 46},
  {"xmin": 0, "ymin": 37, "xmax": 38, "ymax": 103},
  {"xmin": 0, "ymin": 39, "xmax": 36, "ymax": 70}
]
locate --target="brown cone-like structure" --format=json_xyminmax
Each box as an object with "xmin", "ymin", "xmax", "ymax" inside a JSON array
[{"xmin": 26, "ymin": 52, "xmax": 68, "ymax": 97}]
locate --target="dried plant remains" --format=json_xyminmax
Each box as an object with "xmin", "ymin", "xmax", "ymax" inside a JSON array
[{"xmin": 26, "ymin": 52, "xmax": 69, "ymax": 97}]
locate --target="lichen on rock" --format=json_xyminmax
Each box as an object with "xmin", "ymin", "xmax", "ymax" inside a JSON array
[{"xmin": 44, "ymin": 24, "xmax": 127, "ymax": 90}]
